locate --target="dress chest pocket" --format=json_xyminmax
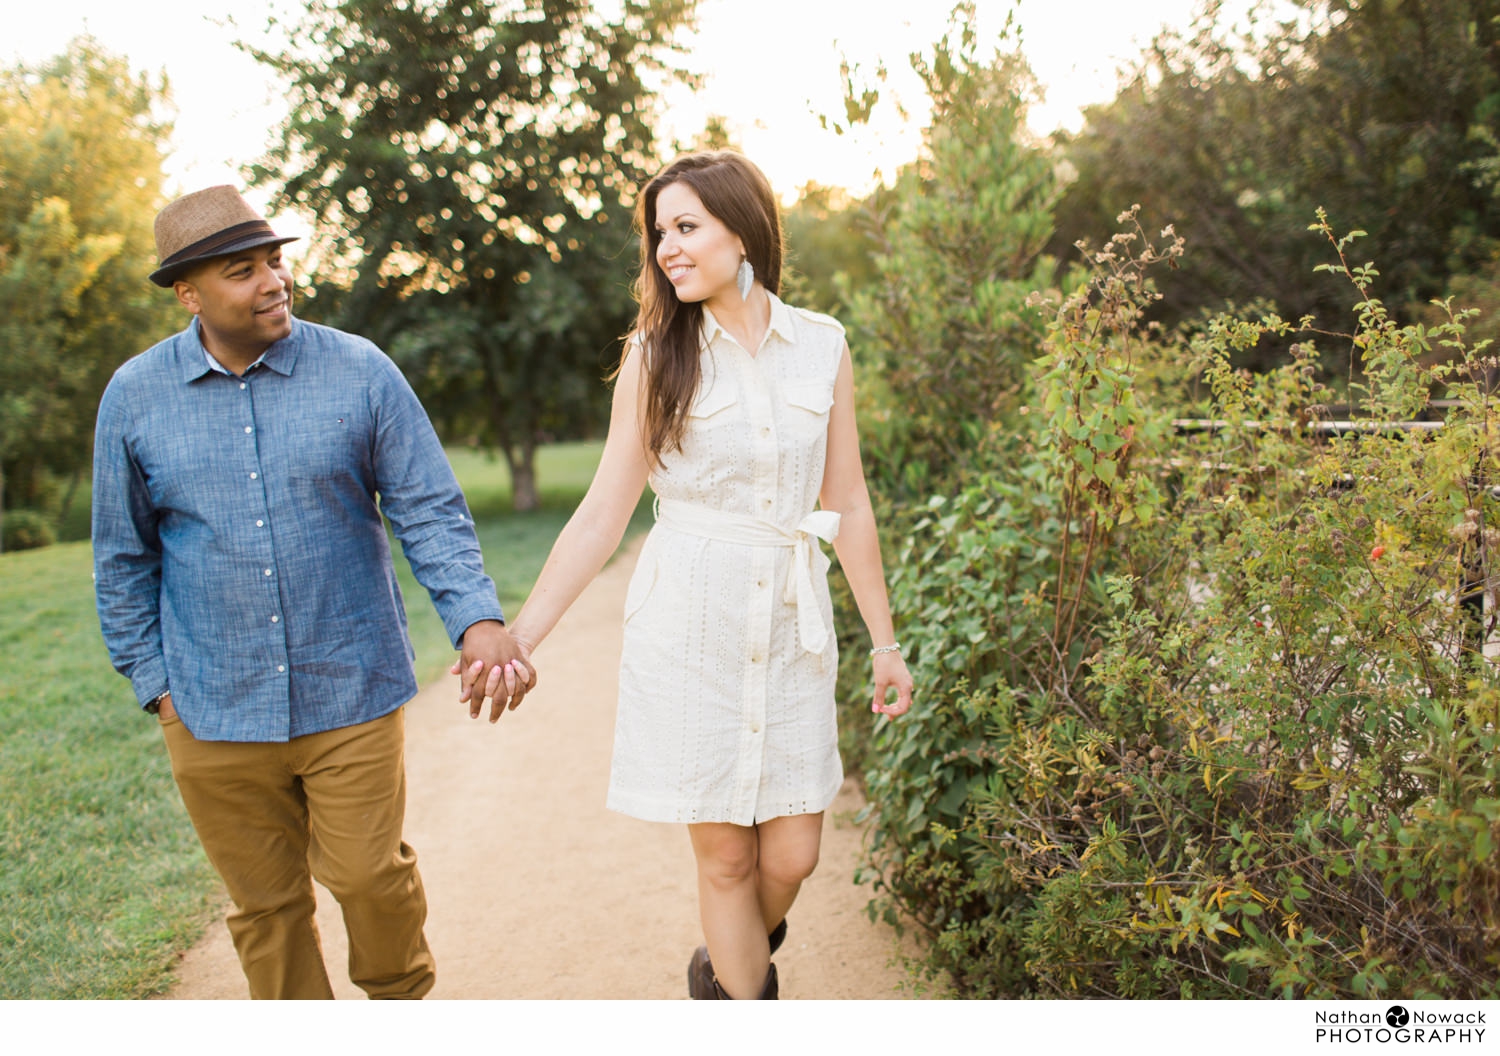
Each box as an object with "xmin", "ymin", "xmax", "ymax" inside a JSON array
[
  {"xmin": 781, "ymin": 380, "xmax": 834, "ymax": 440},
  {"xmin": 688, "ymin": 382, "xmax": 739, "ymax": 426}
]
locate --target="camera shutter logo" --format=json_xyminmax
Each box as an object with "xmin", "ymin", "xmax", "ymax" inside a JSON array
[{"xmin": 1386, "ymin": 1006, "xmax": 1410, "ymax": 1027}]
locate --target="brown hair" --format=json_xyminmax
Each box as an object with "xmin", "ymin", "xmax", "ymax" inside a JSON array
[{"xmin": 627, "ymin": 151, "xmax": 782, "ymax": 467}]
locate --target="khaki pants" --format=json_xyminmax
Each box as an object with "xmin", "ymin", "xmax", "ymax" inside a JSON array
[{"xmin": 160, "ymin": 706, "xmax": 434, "ymax": 999}]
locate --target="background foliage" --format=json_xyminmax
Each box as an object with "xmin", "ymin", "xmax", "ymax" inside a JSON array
[
  {"xmin": 0, "ymin": 39, "xmax": 177, "ymax": 550},
  {"xmin": 845, "ymin": 213, "xmax": 1500, "ymax": 998},
  {"xmin": 1051, "ymin": 0, "xmax": 1500, "ymax": 372},
  {"xmin": 830, "ymin": 2, "xmax": 1500, "ymax": 998},
  {"xmin": 246, "ymin": 0, "xmax": 698, "ymax": 509}
]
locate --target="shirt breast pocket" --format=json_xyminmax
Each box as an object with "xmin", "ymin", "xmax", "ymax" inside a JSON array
[{"xmin": 285, "ymin": 414, "xmax": 365, "ymax": 484}]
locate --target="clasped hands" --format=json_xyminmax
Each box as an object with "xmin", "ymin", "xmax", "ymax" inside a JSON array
[{"xmin": 452, "ymin": 619, "xmax": 537, "ymax": 723}]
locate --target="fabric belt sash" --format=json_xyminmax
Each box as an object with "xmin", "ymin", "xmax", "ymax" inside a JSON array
[{"xmin": 654, "ymin": 498, "xmax": 841, "ymax": 656}]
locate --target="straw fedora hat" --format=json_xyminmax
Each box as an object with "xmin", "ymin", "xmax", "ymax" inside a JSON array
[{"xmin": 150, "ymin": 185, "xmax": 299, "ymax": 287}]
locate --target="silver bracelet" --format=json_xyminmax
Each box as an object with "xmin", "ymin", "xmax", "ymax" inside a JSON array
[{"xmin": 869, "ymin": 642, "xmax": 902, "ymax": 657}]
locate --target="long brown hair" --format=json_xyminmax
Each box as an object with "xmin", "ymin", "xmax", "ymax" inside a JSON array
[{"xmin": 627, "ymin": 151, "xmax": 782, "ymax": 467}]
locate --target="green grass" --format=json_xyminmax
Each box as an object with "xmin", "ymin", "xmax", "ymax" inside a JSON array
[
  {"xmin": 0, "ymin": 541, "xmax": 219, "ymax": 998},
  {"xmin": 0, "ymin": 440, "xmax": 645, "ymax": 998}
]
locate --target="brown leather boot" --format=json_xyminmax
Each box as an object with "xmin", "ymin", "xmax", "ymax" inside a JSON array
[
  {"xmin": 687, "ymin": 945, "xmax": 717, "ymax": 999},
  {"xmin": 687, "ymin": 921, "xmax": 786, "ymax": 999},
  {"xmin": 768, "ymin": 918, "xmax": 787, "ymax": 954},
  {"xmin": 713, "ymin": 963, "xmax": 778, "ymax": 1000}
]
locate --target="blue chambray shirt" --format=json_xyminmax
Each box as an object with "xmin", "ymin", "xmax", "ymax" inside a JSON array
[{"xmin": 92, "ymin": 316, "xmax": 504, "ymax": 742}]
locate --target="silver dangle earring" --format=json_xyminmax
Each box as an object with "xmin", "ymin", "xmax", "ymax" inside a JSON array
[{"xmin": 736, "ymin": 258, "xmax": 754, "ymax": 301}]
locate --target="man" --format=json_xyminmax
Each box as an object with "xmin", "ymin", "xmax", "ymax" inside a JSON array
[{"xmin": 92, "ymin": 185, "xmax": 530, "ymax": 999}]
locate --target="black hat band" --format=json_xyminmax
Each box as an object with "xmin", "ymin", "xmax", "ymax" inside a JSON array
[{"xmin": 159, "ymin": 219, "xmax": 281, "ymax": 269}]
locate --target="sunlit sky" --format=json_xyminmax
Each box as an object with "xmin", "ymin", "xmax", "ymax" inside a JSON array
[{"xmin": 9, "ymin": 0, "xmax": 1261, "ymax": 231}]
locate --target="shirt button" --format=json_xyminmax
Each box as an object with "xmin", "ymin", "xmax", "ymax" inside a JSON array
[
  {"xmin": 751, "ymin": 723, "xmax": 762, "ymax": 734},
  {"xmin": 270, "ymin": 615, "xmax": 280, "ymax": 623},
  {"xmin": 256, "ymin": 520, "xmax": 264, "ymax": 528},
  {"xmin": 756, "ymin": 579, "xmax": 766, "ymax": 589},
  {"xmin": 761, "ymin": 498, "xmax": 772, "ymax": 508},
  {"xmin": 244, "ymin": 426, "xmax": 253, "ymax": 434},
  {"xmin": 250, "ymin": 472, "xmax": 258, "ymax": 480},
  {"xmin": 263, "ymin": 568, "xmax": 272, "ymax": 576},
  {"xmin": 277, "ymin": 665, "xmax": 285, "ymax": 673},
  {"xmin": 240, "ymin": 383, "xmax": 247, "ymax": 390}
]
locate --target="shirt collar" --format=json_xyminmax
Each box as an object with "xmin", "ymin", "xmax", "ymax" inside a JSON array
[
  {"xmin": 765, "ymin": 292, "xmax": 797, "ymax": 343},
  {"xmin": 175, "ymin": 316, "xmax": 302, "ymax": 383},
  {"xmin": 700, "ymin": 291, "xmax": 797, "ymax": 350}
]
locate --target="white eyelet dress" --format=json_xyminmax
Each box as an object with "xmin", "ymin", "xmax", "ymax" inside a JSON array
[{"xmin": 607, "ymin": 293, "xmax": 846, "ymax": 826}]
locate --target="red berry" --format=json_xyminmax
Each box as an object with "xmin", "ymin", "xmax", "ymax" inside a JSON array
[{"xmin": 1370, "ymin": 545, "xmax": 1386, "ymax": 560}]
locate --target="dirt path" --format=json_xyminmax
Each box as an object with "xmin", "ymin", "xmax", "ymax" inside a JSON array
[{"xmin": 165, "ymin": 537, "xmax": 925, "ymax": 999}]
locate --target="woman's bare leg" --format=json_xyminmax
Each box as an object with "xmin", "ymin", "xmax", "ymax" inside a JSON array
[
  {"xmin": 688, "ymin": 821, "xmax": 768, "ymax": 998},
  {"xmin": 688, "ymin": 812, "xmax": 823, "ymax": 997},
  {"xmin": 753, "ymin": 812, "xmax": 823, "ymax": 934}
]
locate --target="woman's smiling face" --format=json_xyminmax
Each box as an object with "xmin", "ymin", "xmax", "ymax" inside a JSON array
[{"xmin": 653, "ymin": 181, "xmax": 745, "ymax": 305}]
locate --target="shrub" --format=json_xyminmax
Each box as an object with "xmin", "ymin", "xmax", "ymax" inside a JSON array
[
  {"xmin": 841, "ymin": 211, "xmax": 1500, "ymax": 999},
  {"xmin": 3, "ymin": 509, "xmax": 56, "ymax": 551}
]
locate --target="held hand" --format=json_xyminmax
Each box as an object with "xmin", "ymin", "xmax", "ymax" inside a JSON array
[
  {"xmin": 473, "ymin": 641, "xmax": 536, "ymax": 713},
  {"xmin": 157, "ymin": 693, "xmax": 177, "ymax": 723},
  {"xmin": 451, "ymin": 620, "xmax": 538, "ymax": 722},
  {"xmin": 871, "ymin": 652, "xmax": 913, "ymax": 718}
]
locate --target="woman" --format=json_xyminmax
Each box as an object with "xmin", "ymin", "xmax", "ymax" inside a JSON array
[{"xmin": 464, "ymin": 150, "xmax": 913, "ymax": 999}]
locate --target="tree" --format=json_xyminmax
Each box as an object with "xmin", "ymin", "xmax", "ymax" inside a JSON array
[
  {"xmin": 838, "ymin": 3, "xmax": 1064, "ymax": 495},
  {"xmin": 780, "ymin": 182, "xmax": 881, "ymax": 321},
  {"xmin": 1053, "ymin": 0, "xmax": 1500, "ymax": 370},
  {"xmin": 247, "ymin": 0, "xmax": 698, "ymax": 510},
  {"xmin": 0, "ymin": 200, "xmax": 119, "ymax": 549},
  {"xmin": 0, "ymin": 39, "xmax": 177, "ymax": 547}
]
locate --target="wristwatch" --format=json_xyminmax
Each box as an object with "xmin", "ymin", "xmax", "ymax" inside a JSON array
[{"xmin": 144, "ymin": 692, "xmax": 169, "ymax": 715}]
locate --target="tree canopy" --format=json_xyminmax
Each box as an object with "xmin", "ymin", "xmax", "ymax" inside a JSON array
[
  {"xmin": 0, "ymin": 38, "xmax": 177, "ymax": 546},
  {"xmin": 837, "ymin": 4, "xmax": 1062, "ymax": 492},
  {"xmin": 1052, "ymin": 0, "xmax": 1500, "ymax": 370},
  {"xmin": 247, "ymin": 0, "xmax": 698, "ymax": 509}
]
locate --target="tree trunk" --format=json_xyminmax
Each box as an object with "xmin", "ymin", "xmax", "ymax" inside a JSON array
[
  {"xmin": 509, "ymin": 442, "xmax": 539, "ymax": 512},
  {"xmin": 58, "ymin": 468, "xmax": 82, "ymax": 529}
]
